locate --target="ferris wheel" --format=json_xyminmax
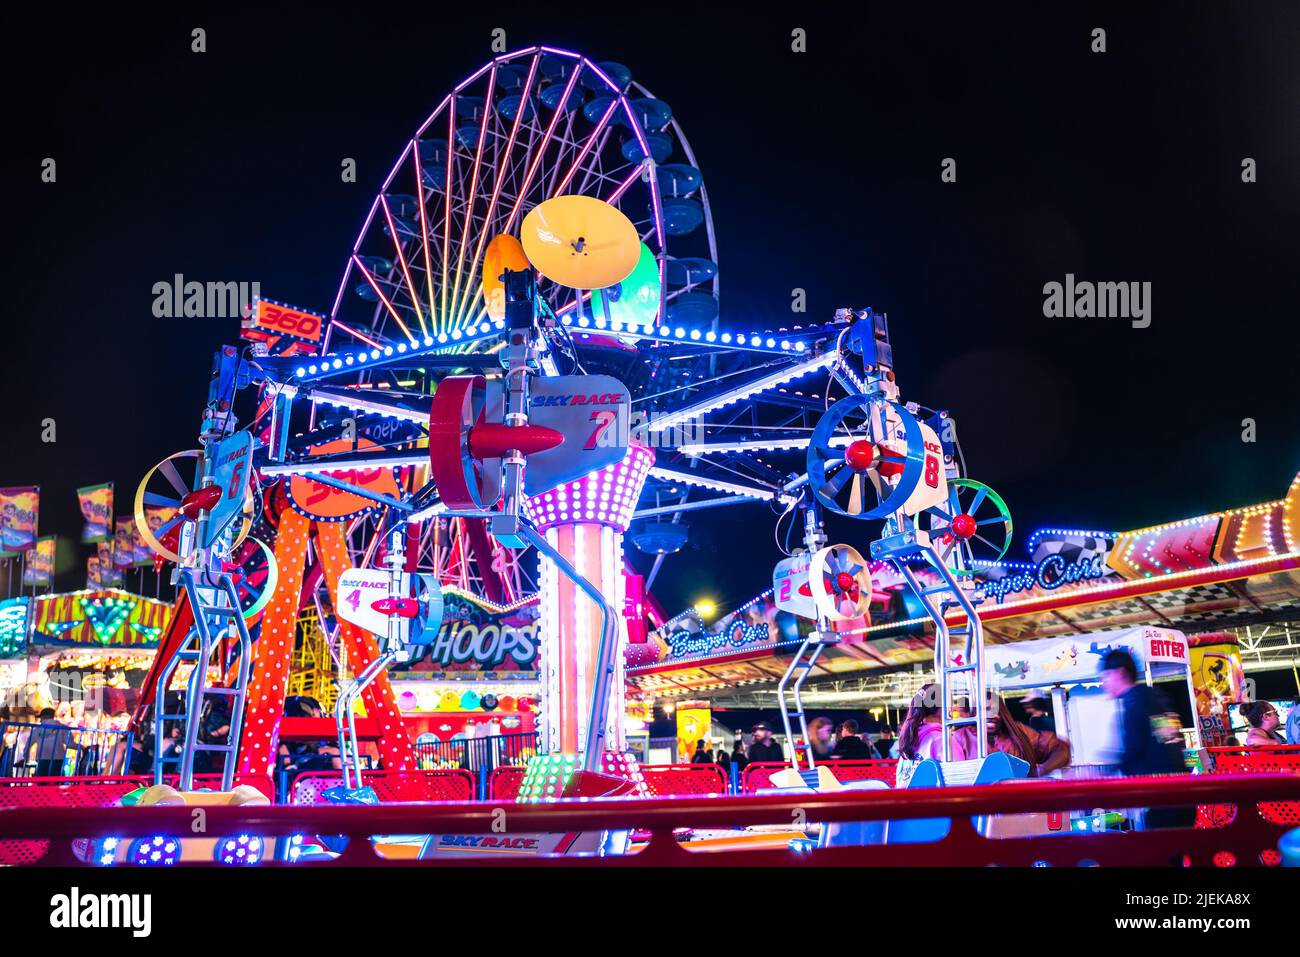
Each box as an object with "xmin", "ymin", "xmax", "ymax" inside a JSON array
[
  {"xmin": 314, "ymin": 48, "xmax": 719, "ymax": 600},
  {"xmin": 327, "ymin": 47, "xmax": 718, "ymax": 350}
]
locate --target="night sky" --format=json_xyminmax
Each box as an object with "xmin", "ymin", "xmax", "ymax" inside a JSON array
[{"xmin": 5, "ymin": 4, "xmax": 1298, "ymax": 614}]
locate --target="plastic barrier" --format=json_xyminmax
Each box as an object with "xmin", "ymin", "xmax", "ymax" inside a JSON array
[
  {"xmin": 1197, "ymin": 745, "xmax": 1300, "ymax": 831},
  {"xmin": 642, "ymin": 764, "xmax": 728, "ymax": 796},
  {"xmin": 4, "ymin": 772, "xmax": 1297, "ymax": 867},
  {"xmin": 487, "ymin": 763, "xmax": 727, "ymax": 800},
  {"xmin": 290, "ymin": 769, "xmax": 475, "ymax": 804},
  {"xmin": 488, "ymin": 765, "xmax": 525, "ymax": 802},
  {"xmin": 742, "ymin": 759, "xmax": 897, "ymax": 794},
  {"xmin": 0, "ymin": 773, "xmax": 274, "ymax": 866}
]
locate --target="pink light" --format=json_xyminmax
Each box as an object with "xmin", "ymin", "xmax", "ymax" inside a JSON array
[
  {"xmin": 328, "ymin": 320, "xmax": 382, "ymax": 349},
  {"xmin": 523, "ymin": 444, "xmax": 655, "ymax": 533},
  {"xmin": 350, "ymin": 255, "xmax": 414, "ymax": 341}
]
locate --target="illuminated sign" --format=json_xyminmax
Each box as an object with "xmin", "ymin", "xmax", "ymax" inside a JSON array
[
  {"xmin": 398, "ymin": 592, "xmax": 539, "ymax": 672},
  {"xmin": 286, "ymin": 438, "xmax": 402, "ymax": 522},
  {"xmin": 245, "ymin": 298, "xmax": 324, "ymax": 344},
  {"xmin": 983, "ymin": 553, "xmax": 1110, "ymax": 603},
  {"xmin": 0, "ymin": 598, "xmax": 29, "ymax": 658},
  {"xmin": 665, "ymin": 619, "xmax": 772, "ymax": 659}
]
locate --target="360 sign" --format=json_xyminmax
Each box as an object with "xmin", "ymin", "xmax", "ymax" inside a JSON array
[{"xmin": 248, "ymin": 300, "xmax": 324, "ymax": 343}]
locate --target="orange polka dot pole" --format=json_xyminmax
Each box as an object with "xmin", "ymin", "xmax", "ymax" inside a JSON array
[
  {"xmin": 238, "ymin": 508, "xmax": 311, "ymax": 778},
  {"xmin": 236, "ymin": 509, "xmax": 417, "ymax": 777},
  {"xmin": 314, "ymin": 520, "xmax": 415, "ymax": 772}
]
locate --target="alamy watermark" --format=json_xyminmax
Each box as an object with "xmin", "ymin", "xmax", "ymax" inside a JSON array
[
  {"xmin": 50, "ymin": 887, "xmax": 151, "ymax": 937},
  {"xmin": 1042, "ymin": 274, "xmax": 1151, "ymax": 329},
  {"xmin": 152, "ymin": 274, "xmax": 260, "ymax": 319}
]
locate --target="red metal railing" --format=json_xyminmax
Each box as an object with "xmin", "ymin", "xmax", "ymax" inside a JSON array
[
  {"xmin": 487, "ymin": 763, "xmax": 728, "ymax": 800},
  {"xmin": 0, "ymin": 773, "xmax": 275, "ymax": 866},
  {"xmin": 1198, "ymin": 745, "xmax": 1300, "ymax": 830},
  {"xmin": 641, "ymin": 763, "xmax": 728, "ymax": 796},
  {"xmin": 742, "ymin": 759, "xmax": 897, "ymax": 793},
  {"xmin": 2, "ymin": 773, "xmax": 1297, "ymax": 866},
  {"xmin": 289, "ymin": 769, "xmax": 475, "ymax": 804},
  {"xmin": 489, "ymin": 766, "xmax": 525, "ymax": 801}
]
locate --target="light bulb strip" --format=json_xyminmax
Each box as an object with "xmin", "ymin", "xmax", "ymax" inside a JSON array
[
  {"xmin": 561, "ymin": 315, "xmax": 832, "ymax": 356},
  {"xmin": 646, "ymin": 351, "xmax": 840, "ymax": 433},
  {"xmin": 648, "ymin": 466, "xmax": 789, "ymax": 502},
  {"xmin": 288, "ymin": 321, "xmax": 509, "ymax": 384}
]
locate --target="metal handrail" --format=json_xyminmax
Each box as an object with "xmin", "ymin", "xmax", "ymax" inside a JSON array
[
  {"xmin": 2, "ymin": 772, "xmax": 1296, "ymax": 837},
  {"xmin": 4, "ymin": 772, "xmax": 1297, "ymax": 866}
]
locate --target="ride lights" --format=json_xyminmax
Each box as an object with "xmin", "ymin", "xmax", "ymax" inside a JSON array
[
  {"xmin": 515, "ymin": 751, "xmax": 648, "ymax": 803},
  {"xmin": 128, "ymin": 836, "xmax": 180, "ymax": 866},
  {"xmin": 522, "ymin": 443, "xmax": 654, "ymax": 533},
  {"xmin": 560, "ymin": 313, "xmax": 815, "ymax": 356},
  {"xmin": 215, "ymin": 834, "xmax": 264, "ymax": 865},
  {"xmin": 291, "ymin": 319, "xmax": 507, "ymax": 382},
  {"xmin": 645, "ymin": 350, "xmax": 840, "ymax": 433}
]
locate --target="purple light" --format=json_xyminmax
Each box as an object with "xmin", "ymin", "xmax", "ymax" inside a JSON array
[{"xmin": 523, "ymin": 444, "xmax": 654, "ymax": 533}]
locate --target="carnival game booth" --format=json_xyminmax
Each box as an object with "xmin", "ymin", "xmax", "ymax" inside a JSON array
[{"xmin": 984, "ymin": 625, "xmax": 1202, "ymax": 765}]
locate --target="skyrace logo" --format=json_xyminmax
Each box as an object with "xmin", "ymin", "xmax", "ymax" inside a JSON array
[
  {"xmin": 438, "ymin": 835, "xmax": 540, "ymax": 850},
  {"xmin": 531, "ymin": 392, "xmax": 625, "ymax": 407}
]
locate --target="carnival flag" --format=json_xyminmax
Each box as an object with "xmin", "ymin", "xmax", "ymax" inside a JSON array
[
  {"xmin": 97, "ymin": 540, "xmax": 123, "ymax": 587},
  {"xmin": 140, "ymin": 505, "xmax": 177, "ymax": 564},
  {"xmin": 0, "ymin": 486, "xmax": 39, "ymax": 555},
  {"xmin": 77, "ymin": 483, "xmax": 113, "ymax": 543},
  {"xmin": 113, "ymin": 518, "xmax": 136, "ymax": 569},
  {"xmin": 22, "ymin": 537, "xmax": 55, "ymax": 587},
  {"xmin": 87, "ymin": 554, "xmax": 104, "ymax": 588}
]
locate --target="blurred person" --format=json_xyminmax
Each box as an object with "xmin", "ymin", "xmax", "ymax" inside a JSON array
[
  {"xmin": 873, "ymin": 727, "xmax": 896, "ymax": 759},
  {"xmin": 898, "ymin": 684, "xmax": 977, "ymax": 761},
  {"xmin": 715, "ymin": 742, "xmax": 732, "ymax": 776},
  {"xmin": 1100, "ymin": 649, "xmax": 1192, "ymax": 829},
  {"xmin": 986, "ymin": 694, "xmax": 1071, "ymax": 777},
  {"xmin": 806, "ymin": 716, "xmax": 834, "ymax": 764},
  {"xmin": 1021, "ymin": 694, "xmax": 1055, "ymax": 734},
  {"xmin": 1238, "ymin": 701, "xmax": 1286, "ymax": 745},
  {"xmin": 831, "ymin": 719, "xmax": 873, "ymax": 759},
  {"xmin": 747, "ymin": 721, "xmax": 784, "ymax": 763},
  {"xmin": 730, "ymin": 738, "xmax": 748, "ymax": 773},
  {"xmin": 691, "ymin": 739, "xmax": 713, "ymax": 764}
]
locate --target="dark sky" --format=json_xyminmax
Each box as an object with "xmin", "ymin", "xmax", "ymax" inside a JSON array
[{"xmin": 5, "ymin": 3, "xmax": 1299, "ymax": 612}]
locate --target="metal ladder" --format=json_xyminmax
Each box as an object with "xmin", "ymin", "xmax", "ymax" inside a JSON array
[
  {"xmin": 892, "ymin": 543, "xmax": 989, "ymax": 762},
  {"xmin": 776, "ymin": 506, "xmax": 835, "ymax": 780},
  {"xmin": 776, "ymin": 632, "xmax": 839, "ymax": 780},
  {"xmin": 153, "ymin": 568, "xmax": 252, "ymax": 791}
]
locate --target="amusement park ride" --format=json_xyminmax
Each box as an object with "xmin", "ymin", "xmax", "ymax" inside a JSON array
[{"xmin": 118, "ymin": 46, "xmax": 1023, "ymax": 855}]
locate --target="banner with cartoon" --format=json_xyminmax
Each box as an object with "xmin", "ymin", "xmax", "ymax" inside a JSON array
[
  {"xmin": 22, "ymin": 537, "xmax": 55, "ymax": 587},
  {"xmin": 1188, "ymin": 633, "xmax": 1246, "ymax": 746},
  {"xmin": 140, "ymin": 505, "xmax": 177, "ymax": 565},
  {"xmin": 0, "ymin": 486, "xmax": 39, "ymax": 555},
  {"xmin": 96, "ymin": 541, "xmax": 123, "ymax": 587},
  {"xmin": 77, "ymin": 483, "xmax": 113, "ymax": 543},
  {"xmin": 675, "ymin": 704, "xmax": 712, "ymax": 763}
]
